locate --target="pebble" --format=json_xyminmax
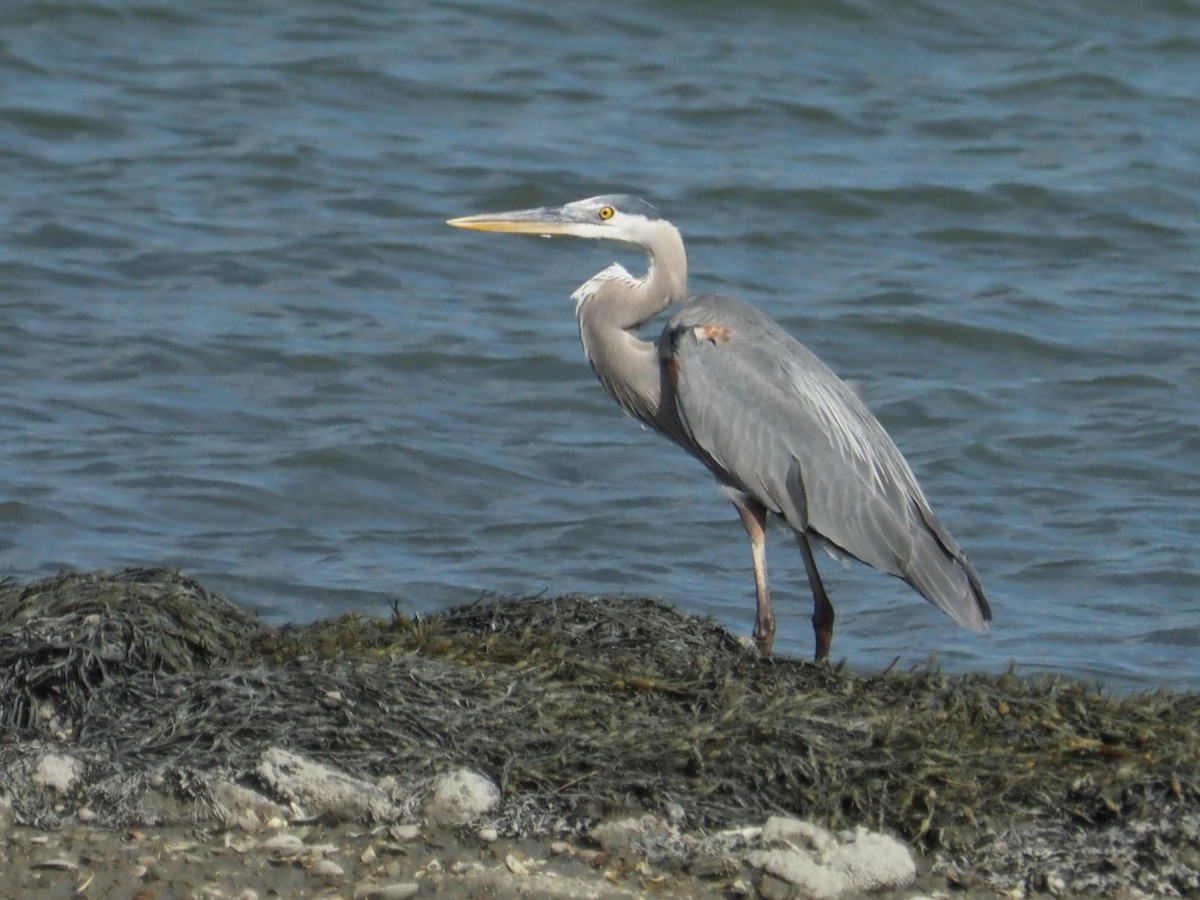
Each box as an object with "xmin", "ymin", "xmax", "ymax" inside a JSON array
[
  {"xmin": 32, "ymin": 754, "xmax": 84, "ymax": 794},
  {"xmin": 364, "ymin": 883, "xmax": 419, "ymax": 900},
  {"xmin": 759, "ymin": 872, "xmax": 793, "ymax": 900},
  {"xmin": 476, "ymin": 826, "xmax": 498, "ymax": 842},
  {"xmin": 30, "ymin": 857, "xmax": 79, "ymax": 871},
  {"xmin": 1045, "ymin": 871, "xmax": 1068, "ymax": 896},
  {"xmin": 689, "ymin": 855, "xmax": 737, "ymax": 878},
  {"xmin": 311, "ymin": 859, "xmax": 345, "ymax": 878},
  {"xmin": 577, "ymin": 848, "xmax": 607, "ymax": 866},
  {"xmin": 390, "ymin": 824, "xmax": 421, "ymax": 842},
  {"xmin": 261, "ymin": 833, "xmax": 305, "ymax": 855},
  {"xmin": 424, "ymin": 768, "xmax": 501, "ymax": 826}
]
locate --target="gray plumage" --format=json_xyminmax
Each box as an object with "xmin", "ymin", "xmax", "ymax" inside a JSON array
[
  {"xmin": 449, "ymin": 194, "xmax": 991, "ymax": 660},
  {"xmin": 665, "ymin": 294, "xmax": 988, "ymax": 626}
]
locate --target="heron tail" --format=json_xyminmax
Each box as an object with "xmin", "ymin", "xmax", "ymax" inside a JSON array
[{"xmin": 903, "ymin": 505, "xmax": 992, "ymax": 631}]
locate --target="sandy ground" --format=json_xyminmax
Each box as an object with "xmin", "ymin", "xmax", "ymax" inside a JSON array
[{"xmin": 0, "ymin": 818, "xmax": 961, "ymax": 900}]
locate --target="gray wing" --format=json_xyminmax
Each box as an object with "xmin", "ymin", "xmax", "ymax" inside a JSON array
[{"xmin": 658, "ymin": 294, "xmax": 990, "ymax": 631}]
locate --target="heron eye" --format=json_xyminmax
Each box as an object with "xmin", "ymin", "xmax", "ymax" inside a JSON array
[{"xmin": 598, "ymin": 206, "xmax": 615, "ymax": 220}]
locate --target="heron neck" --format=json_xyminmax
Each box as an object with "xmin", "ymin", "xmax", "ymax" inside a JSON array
[{"xmin": 575, "ymin": 225, "xmax": 687, "ymax": 429}]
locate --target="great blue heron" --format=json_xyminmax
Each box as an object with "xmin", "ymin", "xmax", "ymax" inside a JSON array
[{"xmin": 448, "ymin": 194, "xmax": 991, "ymax": 661}]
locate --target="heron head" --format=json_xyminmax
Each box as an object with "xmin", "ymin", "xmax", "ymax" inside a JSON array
[{"xmin": 448, "ymin": 194, "xmax": 666, "ymax": 246}]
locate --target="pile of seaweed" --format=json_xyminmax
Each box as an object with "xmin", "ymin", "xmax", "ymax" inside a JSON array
[{"xmin": 1, "ymin": 568, "xmax": 1198, "ymax": 894}]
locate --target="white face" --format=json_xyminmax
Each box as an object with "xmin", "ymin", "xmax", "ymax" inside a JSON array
[
  {"xmin": 555, "ymin": 198, "xmax": 634, "ymax": 241},
  {"xmin": 558, "ymin": 198, "xmax": 677, "ymax": 250}
]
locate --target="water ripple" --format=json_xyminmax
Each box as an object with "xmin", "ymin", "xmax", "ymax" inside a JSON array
[{"xmin": 1, "ymin": 0, "xmax": 1198, "ymax": 689}]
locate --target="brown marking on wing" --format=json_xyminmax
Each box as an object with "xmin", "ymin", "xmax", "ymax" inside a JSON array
[
  {"xmin": 663, "ymin": 355, "xmax": 682, "ymax": 388},
  {"xmin": 695, "ymin": 324, "xmax": 732, "ymax": 344}
]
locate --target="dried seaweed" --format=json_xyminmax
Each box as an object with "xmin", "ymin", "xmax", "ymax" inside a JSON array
[
  {"xmin": 0, "ymin": 568, "xmax": 267, "ymax": 733},
  {"xmin": 1, "ymin": 568, "xmax": 1198, "ymax": 894}
]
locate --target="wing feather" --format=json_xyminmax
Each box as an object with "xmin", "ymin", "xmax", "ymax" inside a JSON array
[{"xmin": 660, "ymin": 294, "xmax": 990, "ymax": 630}]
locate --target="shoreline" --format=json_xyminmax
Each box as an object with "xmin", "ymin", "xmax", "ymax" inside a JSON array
[{"xmin": 1, "ymin": 567, "xmax": 1197, "ymax": 897}]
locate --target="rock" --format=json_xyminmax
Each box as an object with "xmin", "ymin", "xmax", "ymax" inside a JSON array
[
  {"xmin": 234, "ymin": 812, "xmax": 261, "ymax": 833},
  {"xmin": 261, "ymin": 833, "xmax": 306, "ymax": 856},
  {"xmin": 33, "ymin": 754, "xmax": 84, "ymax": 794},
  {"xmin": 1044, "ymin": 871, "xmax": 1068, "ymax": 896},
  {"xmin": 212, "ymin": 779, "xmax": 290, "ymax": 828},
  {"xmin": 828, "ymin": 826, "xmax": 915, "ymax": 891},
  {"xmin": 311, "ymin": 858, "xmax": 345, "ymax": 878},
  {"xmin": 590, "ymin": 814, "xmax": 678, "ymax": 855},
  {"xmin": 390, "ymin": 823, "xmax": 421, "ymax": 842},
  {"xmin": 257, "ymin": 747, "xmax": 398, "ymax": 823},
  {"xmin": 503, "ymin": 852, "xmax": 540, "ymax": 875},
  {"xmin": 424, "ymin": 768, "xmax": 500, "ymax": 825},
  {"xmin": 758, "ymin": 871, "xmax": 795, "ymax": 900},
  {"xmin": 745, "ymin": 822, "xmax": 916, "ymax": 898},
  {"xmin": 761, "ymin": 815, "xmax": 834, "ymax": 854},
  {"xmin": 688, "ymin": 855, "xmax": 737, "ymax": 878},
  {"xmin": 748, "ymin": 848, "xmax": 849, "ymax": 900}
]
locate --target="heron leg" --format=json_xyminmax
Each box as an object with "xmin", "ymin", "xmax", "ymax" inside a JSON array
[
  {"xmin": 730, "ymin": 495, "xmax": 774, "ymax": 658},
  {"xmin": 796, "ymin": 533, "xmax": 835, "ymax": 662}
]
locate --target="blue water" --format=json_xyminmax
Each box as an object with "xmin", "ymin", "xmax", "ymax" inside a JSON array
[{"xmin": 1, "ymin": 0, "xmax": 1198, "ymax": 688}]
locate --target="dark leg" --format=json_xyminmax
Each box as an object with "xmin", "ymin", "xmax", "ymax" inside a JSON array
[
  {"xmin": 796, "ymin": 532, "xmax": 835, "ymax": 662},
  {"xmin": 730, "ymin": 495, "xmax": 774, "ymax": 658}
]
